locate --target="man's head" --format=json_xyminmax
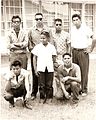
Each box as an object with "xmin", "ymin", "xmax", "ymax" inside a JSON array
[
  {"xmin": 11, "ymin": 60, "xmax": 22, "ymax": 76},
  {"xmin": 40, "ymin": 31, "xmax": 50, "ymax": 46},
  {"xmin": 35, "ymin": 13, "xmax": 43, "ymax": 27},
  {"xmin": 54, "ymin": 18, "xmax": 62, "ymax": 33},
  {"xmin": 72, "ymin": 14, "xmax": 81, "ymax": 29},
  {"xmin": 62, "ymin": 53, "xmax": 72, "ymax": 68},
  {"xmin": 11, "ymin": 15, "xmax": 21, "ymax": 30}
]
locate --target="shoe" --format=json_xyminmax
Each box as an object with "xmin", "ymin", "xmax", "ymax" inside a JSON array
[
  {"xmin": 39, "ymin": 99, "xmax": 44, "ymax": 104},
  {"xmin": 23, "ymin": 101, "xmax": 32, "ymax": 110},
  {"xmin": 71, "ymin": 99, "xmax": 79, "ymax": 104},
  {"xmin": 31, "ymin": 95, "xmax": 36, "ymax": 100},
  {"xmin": 82, "ymin": 93, "xmax": 87, "ymax": 97},
  {"xmin": 9, "ymin": 103, "xmax": 15, "ymax": 108},
  {"xmin": 46, "ymin": 99, "xmax": 53, "ymax": 104},
  {"xmin": 24, "ymin": 103, "xmax": 32, "ymax": 110}
]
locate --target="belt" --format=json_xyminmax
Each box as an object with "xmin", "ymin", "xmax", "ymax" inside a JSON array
[{"xmin": 73, "ymin": 48, "xmax": 86, "ymax": 51}]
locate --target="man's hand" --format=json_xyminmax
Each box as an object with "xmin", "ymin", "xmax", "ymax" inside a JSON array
[
  {"xmin": 61, "ymin": 76, "xmax": 69, "ymax": 83},
  {"xmin": 84, "ymin": 47, "xmax": 92, "ymax": 54},
  {"xmin": 35, "ymin": 70, "xmax": 40, "ymax": 77}
]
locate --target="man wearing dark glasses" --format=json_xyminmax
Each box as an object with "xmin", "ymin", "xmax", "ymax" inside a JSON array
[
  {"xmin": 51, "ymin": 18, "xmax": 71, "ymax": 66},
  {"xmin": 28, "ymin": 13, "xmax": 50, "ymax": 100}
]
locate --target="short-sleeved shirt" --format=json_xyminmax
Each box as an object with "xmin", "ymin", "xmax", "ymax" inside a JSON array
[
  {"xmin": 51, "ymin": 29, "xmax": 70, "ymax": 55},
  {"xmin": 28, "ymin": 26, "xmax": 51, "ymax": 51},
  {"xmin": 71, "ymin": 24, "xmax": 93, "ymax": 49},
  {"xmin": 32, "ymin": 42, "xmax": 57, "ymax": 72},
  {"xmin": 57, "ymin": 63, "xmax": 81, "ymax": 83}
]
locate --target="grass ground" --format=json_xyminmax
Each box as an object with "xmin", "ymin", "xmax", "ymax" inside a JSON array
[{"xmin": 0, "ymin": 55, "xmax": 96, "ymax": 120}]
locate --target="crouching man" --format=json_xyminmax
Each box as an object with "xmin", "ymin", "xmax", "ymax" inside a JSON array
[
  {"xmin": 4, "ymin": 60, "xmax": 32, "ymax": 109},
  {"xmin": 55, "ymin": 53, "xmax": 81, "ymax": 104}
]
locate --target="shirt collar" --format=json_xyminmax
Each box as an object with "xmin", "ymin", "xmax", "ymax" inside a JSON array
[{"xmin": 63, "ymin": 63, "xmax": 73, "ymax": 70}]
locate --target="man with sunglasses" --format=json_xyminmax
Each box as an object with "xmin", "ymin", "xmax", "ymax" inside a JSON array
[
  {"xmin": 51, "ymin": 18, "xmax": 71, "ymax": 66},
  {"xmin": 28, "ymin": 13, "xmax": 51, "ymax": 100}
]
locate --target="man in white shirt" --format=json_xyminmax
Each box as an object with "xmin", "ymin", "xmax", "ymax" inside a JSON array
[{"xmin": 71, "ymin": 13, "xmax": 94, "ymax": 96}]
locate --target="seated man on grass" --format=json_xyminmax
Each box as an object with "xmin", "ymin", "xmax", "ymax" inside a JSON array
[
  {"xmin": 55, "ymin": 53, "xmax": 81, "ymax": 104},
  {"xmin": 4, "ymin": 60, "xmax": 32, "ymax": 109}
]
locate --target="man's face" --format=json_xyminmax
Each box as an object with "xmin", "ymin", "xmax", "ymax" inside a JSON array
[
  {"xmin": 12, "ymin": 18, "xmax": 21, "ymax": 29},
  {"xmin": 12, "ymin": 65, "xmax": 21, "ymax": 76},
  {"xmin": 55, "ymin": 21, "xmax": 62, "ymax": 32},
  {"xmin": 40, "ymin": 34, "xmax": 48, "ymax": 46},
  {"xmin": 72, "ymin": 17, "xmax": 81, "ymax": 28},
  {"xmin": 63, "ymin": 55, "xmax": 72, "ymax": 67},
  {"xmin": 35, "ymin": 14, "xmax": 43, "ymax": 26}
]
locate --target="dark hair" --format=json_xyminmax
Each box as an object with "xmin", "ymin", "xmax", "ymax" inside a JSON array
[
  {"xmin": 72, "ymin": 14, "xmax": 81, "ymax": 20},
  {"xmin": 41, "ymin": 31, "xmax": 50, "ymax": 38},
  {"xmin": 62, "ymin": 53, "xmax": 71, "ymax": 58},
  {"xmin": 54, "ymin": 18, "xmax": 62, "ymax": 23},
  {"xmin": 11, "ymin": 15, "xmax": 21, "ymax": 22},
  {"xmin": 35, "ymin": 13, "xmax": 43, "ymax": 17},
  {"xmin": 11, "ymin": 60, "xmax": 22, "ymax": 67}
]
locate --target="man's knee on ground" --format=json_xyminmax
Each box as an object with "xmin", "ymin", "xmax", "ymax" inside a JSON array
[
  {"xmin": 4, "ymin": 92, "xmax": 13, "ymax": 101},
  {"xmin": 55, "ymin": 88, "xmax": 63, "ymax": 100}
]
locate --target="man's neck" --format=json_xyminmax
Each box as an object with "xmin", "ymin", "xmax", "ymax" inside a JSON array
[
  {"xmin": 14, "ymin": 28, "xmax": 20, "ymax": 33},
  {"xmin": 56, "ymin": 29, "xmax": 61, "ymax": 34}
]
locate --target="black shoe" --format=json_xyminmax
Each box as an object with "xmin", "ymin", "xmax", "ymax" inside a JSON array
[
  {"xmin": 9, "ymin": 103, "xmax": 15, "ymax": 108},
  {"xmin": 23, "ymin": 101, "xmax": 32, "ymax": 110}
]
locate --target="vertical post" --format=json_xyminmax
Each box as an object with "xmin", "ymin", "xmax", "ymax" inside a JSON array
[
  {"xmin": 39, "ymin": 0, "xmax": 42, "ymax": 13},
  {"xmin": 82, "ymin": 3, "xmax": 85, "ymax": 24},
  {"xmin": 54, "ymin": 2, "xmax": 58, "ymax": 19},
  {"xmin": 0, "ymin": 0, "xmax": 1, "ymax": 37},
  {"xmin": 22, "ymin": 0, "xmax": 26, "ymax": 29}
]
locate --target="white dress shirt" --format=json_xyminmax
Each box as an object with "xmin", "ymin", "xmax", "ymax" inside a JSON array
[
  {"xmin": 32, "ymin": 42, "xmax": 57, "ymax": 72},
  {"xmin": 71, "ymin": 24, "xmax": 93, "ymax": 49}
]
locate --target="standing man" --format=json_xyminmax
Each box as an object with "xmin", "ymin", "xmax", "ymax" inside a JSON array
[
  {"xmin": 71, "ymin": 13, "xmax": 94, "ymax": 96},
  {"xmin": 7, "ymin": 15, "xmax": 28, "ymax": 69},
  {"xmin": 51, "ymin": 18, "xmax": 70, "ymax": 65},
  {"xmin": 28, "ymin": 13, "xmax": 50, "ymax": 100}
]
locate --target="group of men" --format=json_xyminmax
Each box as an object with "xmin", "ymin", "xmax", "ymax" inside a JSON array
[{"xmin": 4, "ymin": 12, "xmax": 96, "ymax": 109}]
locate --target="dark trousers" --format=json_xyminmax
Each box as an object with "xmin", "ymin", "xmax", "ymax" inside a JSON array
[
  {"xmin": 72, "ymin": 49, "xmax": 89, "ymax": 93},
  {"xmin": 38, "ymin": 68, "xmax": 54, "ymax": 99},
  {"xmin": 31, "ymin": 53, "xmax": 38, "ymax": 96},
  {"xmin": 55, "ymin": 81, "xmax": 80, "ymax": 100},
  {"xmin": 4, "ymin": 83, "xmax": 27, "ymax": 105}
]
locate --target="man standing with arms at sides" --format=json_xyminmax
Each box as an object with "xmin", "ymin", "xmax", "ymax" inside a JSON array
[
  {"xmin": 7, "ymin": 15, "xmax": 28, "ymax": 70},
  {"xmin": 71, "ymin": 13, "xmax": 95, "ymax": 96},
  {"xmin": 28, "ymin": 13, "xmax": 50, "ymax": 100},
  {"xmin": 51, "ymin": 18, "xmax": 71, "ymax": 66}
]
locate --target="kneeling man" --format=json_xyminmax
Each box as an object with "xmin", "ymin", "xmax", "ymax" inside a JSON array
[
  {"xmin": 4, "ymin": 60, "xmax": 32, "ymax": 109},
  {"xmin": 55, "ymin": 53, "xmax": 81, "ymax": 103}
]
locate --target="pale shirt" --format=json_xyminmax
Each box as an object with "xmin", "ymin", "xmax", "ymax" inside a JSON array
[
  {"xmin": 32, "ymin": 42, "xmax": 57, "ymax": 72},
  {"xmin": 71, "ymin": 24, "xmax": 93, "ymax": 49},
  {"xmin": 51, "ymin": 28, "xmax": 70, "ymax": 55},
  {"xmin": 4, "ymin": 69, "xmax": 31, "ymax": 98},
  {"xmin": 28, "ymin": 25, "xmax": 51, "ymax": 51},
  {"xmin": 7, "ymin": 28, "xmax": 28, "ymax": 53}
]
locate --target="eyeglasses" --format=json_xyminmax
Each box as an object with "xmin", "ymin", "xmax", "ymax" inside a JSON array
[
  {"xmin": 56, "ymin": 24, "xmax": 62, "ymax": 26},
  {"xmin": 35, "ymin": 18, "xmax": 42, "ymax": 21}
]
